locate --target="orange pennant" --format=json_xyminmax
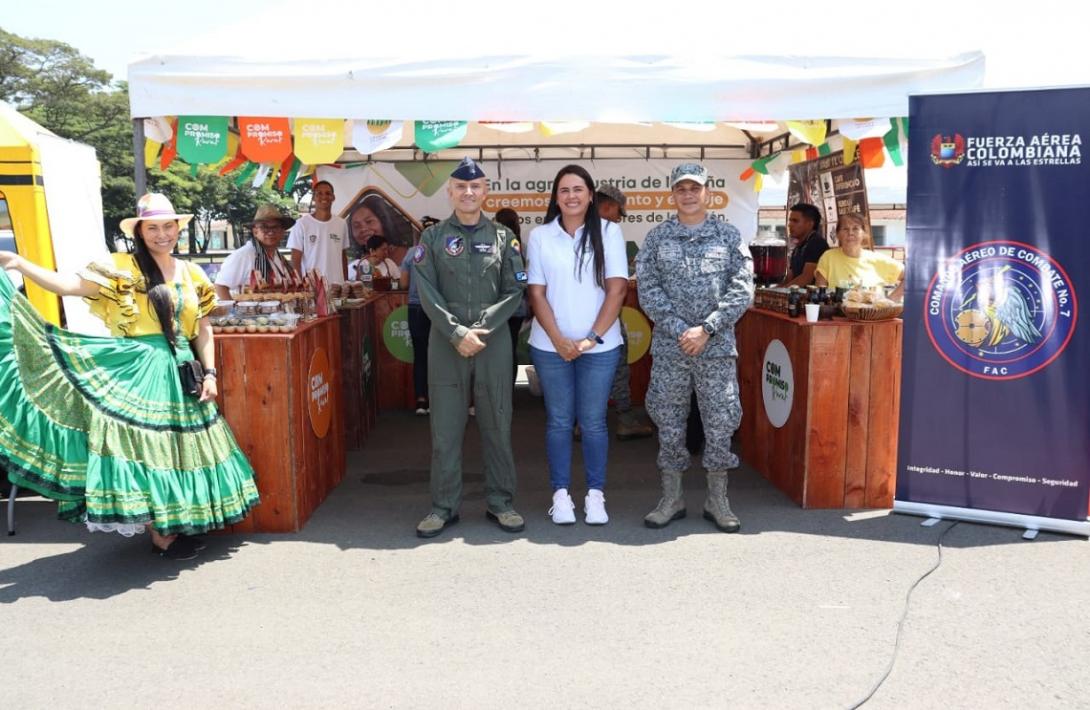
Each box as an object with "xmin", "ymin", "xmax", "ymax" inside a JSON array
[
  {"xmin": 239, "ymin": 117, "xmax": 293, "ymax": 163},
  {"xmin": 159, "ymin": 118, "xmax": 179, "ymax": 170},
  {"xmin": 859, "ymin": 137, "xmax": 886, "ymax": 168}
]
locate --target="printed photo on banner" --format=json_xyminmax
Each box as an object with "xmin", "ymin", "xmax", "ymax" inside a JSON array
[
  {"xmin": 787, "ymin": 151, "xmax": 870, "ymax": 247},
  {"xmin": 340, "ymin": 187, "xmax": 423, "ymax": 268}
]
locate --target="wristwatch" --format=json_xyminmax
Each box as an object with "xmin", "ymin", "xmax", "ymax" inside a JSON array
[
  {"xmin": 586, "ymin": 330, "xmax": 605, "ymax": 345},
  {"xmin": 203, "ymin": 367, "xmax": 218, "ymax": 380},
  {"xmin": 701, "ymin": 321, "xmax": 716, "ymax": 337}
]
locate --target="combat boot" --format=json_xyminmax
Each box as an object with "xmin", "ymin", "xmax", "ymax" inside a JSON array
[
  {"xmin": 703, "ymin": 470, "xmax": 740, "ymax": 533},
  {"xmin": 615, "ymin": 409, "xmax": 654, "ymax": 440},
  {"xmin": 644, "ymin": 470, "xmax": 686, "ymax": 528}
]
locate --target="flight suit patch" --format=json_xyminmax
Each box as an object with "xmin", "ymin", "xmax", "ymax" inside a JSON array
[{"xmin": 444, "ymin": 236, "xmax": 464, "ymax": 256}]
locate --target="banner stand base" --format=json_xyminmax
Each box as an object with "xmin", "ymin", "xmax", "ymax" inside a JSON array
[{"xmin": 894, "ymin": 500, "xmax": 1090, "ymax": 539}]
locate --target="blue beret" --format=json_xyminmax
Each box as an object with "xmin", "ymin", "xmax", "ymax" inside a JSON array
[{"xmin": 451, "ymin": 156, "xmax": 487, "ymax": 180}]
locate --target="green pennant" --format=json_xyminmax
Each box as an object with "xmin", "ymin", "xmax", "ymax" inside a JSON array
[
  {"xmin": 752, "ymin": 155, "xmax": 774, "ymax": 175},
  {"xmin": 817, "ymin": 143, "xmax": 831, "ymax": 156},
  {"xmin": 282, "ymin": 158, "xmax": 302, "ymax": 193},
  {"xmin": 176, "ymin": 115, "xmax": 229, "ymax": 165},
  {"xmin": 883, "ymin": 122, "xmax": 904, "ymax": 166},
  {"xmin": 414, "ymin": 121, "xmax": 468, "ymax": 153},
  {"xmin": 234, "ymin": 162, "xmax": 258, "ymax": 187}
]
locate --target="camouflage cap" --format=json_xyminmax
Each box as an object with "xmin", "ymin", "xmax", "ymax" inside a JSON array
[
  {"xmin": 595, "ymin": 184, "xmax": 628, "ymax": 216},
  {"xmin": 670, "ymin": 162, "xmax": 709, "ymax": 188}
]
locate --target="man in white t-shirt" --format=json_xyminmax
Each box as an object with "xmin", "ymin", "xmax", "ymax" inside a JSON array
[{"xmin": 287, "ymin": 180, "xmax": 348, "ymax": 284}]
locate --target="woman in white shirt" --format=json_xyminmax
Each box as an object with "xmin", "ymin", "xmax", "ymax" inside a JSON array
[{"xmin": 527, "ymin": 165, "xmax": 628, "ymax": 526}]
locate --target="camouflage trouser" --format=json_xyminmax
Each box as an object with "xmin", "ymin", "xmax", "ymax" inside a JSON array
[
  {"xmin": 609, "ymin": 321, "xmax": 631, "ymax": 411},
  {"xmin": 645, "ymin": 354, "xmax": 741, "ymax": 472}
]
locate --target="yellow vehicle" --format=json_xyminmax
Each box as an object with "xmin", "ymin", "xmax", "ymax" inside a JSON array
[
  {"xmin": 0, "ymin": 103, "xmax": 63, "ymax": 324},
  {"xmin": 1, "ymin": 101, "xmax": 109, "ymax": 329}
]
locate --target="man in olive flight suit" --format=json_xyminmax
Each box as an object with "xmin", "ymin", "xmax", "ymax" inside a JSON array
[{"xmin": 412, "ymin": 157, "xmax": 528, "ymax": 538}]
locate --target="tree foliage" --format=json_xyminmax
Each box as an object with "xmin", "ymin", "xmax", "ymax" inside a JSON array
[{"xmin": 0, "ymin": 27, "xmax": 302, "ymax": 253}]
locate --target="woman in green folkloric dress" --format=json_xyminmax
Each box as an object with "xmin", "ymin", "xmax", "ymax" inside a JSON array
[{"xmin": 0, "ymin": 194, "xmax": 259, "ymax": 560}]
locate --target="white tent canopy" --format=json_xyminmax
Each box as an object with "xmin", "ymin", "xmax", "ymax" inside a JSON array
[{"xmin": 127, "ymin": 0, "xmax": 984, "ymax": 126}]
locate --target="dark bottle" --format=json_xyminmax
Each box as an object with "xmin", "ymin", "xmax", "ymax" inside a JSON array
[
  {"xmin": 807, "ymin": 285, "xmax": 819, "ymax": 304},
  {"xmin": 787, "ymin": 286, "xmax": 800, "ymax": 317},
  {"xmin": 817, "ymin": 286, "xmax": 829, "ymax": 305}
]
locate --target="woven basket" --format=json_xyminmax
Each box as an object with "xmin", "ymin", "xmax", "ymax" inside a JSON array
[{"xmin": 840, "ymin": 303, "xmax": 903, "ymax": 321}]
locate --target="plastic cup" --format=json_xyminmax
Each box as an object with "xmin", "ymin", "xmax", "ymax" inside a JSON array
[{"xmin": 805, "ymin": 303, "xmax": 820, "ymax": 323}]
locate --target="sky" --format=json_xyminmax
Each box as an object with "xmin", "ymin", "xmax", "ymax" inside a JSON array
[
  {"xmin": 5, "ymin": 0, "xmax": 1090, "ymax": 90},
  {"xmin": 3, "ymin": 0, "xmax": 253, "ymax": 82}
]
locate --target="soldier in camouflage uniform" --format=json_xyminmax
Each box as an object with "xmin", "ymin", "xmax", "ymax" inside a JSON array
[
  {"xmin": 412, "ymin": 158, "xmax": 528, "ymax": 538},
  {"xmin": 635, "ymin": 163, "xmax": 754, "ymax": 532}
]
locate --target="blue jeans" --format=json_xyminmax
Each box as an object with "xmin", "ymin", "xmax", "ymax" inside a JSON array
[{"xmin": 530, "ymin": 345, "xmax": 621, "ymax": 492}]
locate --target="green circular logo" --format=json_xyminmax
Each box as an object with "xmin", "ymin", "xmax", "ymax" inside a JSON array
[{"xmin": 382, "ymin": 305, "xmax": 414, "ymax": 363}]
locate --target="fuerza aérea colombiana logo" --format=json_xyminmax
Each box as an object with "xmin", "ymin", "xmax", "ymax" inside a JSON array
[{"xmin": 924, "ymin": 241, "xmax": 1077, "ymax": 380}]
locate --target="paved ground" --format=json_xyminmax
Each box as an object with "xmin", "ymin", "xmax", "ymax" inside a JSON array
[{"xmin": 3, "ymin": 389, "xmax": 1088, "ymax": 709}]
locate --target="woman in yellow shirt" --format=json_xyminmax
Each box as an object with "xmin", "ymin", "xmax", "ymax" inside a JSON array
[
  {"xmin": 815, "ymin": 214, "xmax": 905, "ymax": 299},
  {"xmin": 0, "ymin": 194, "xmax": 259, "ymax": 560}
]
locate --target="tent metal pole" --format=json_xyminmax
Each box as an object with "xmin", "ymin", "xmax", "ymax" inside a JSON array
[{"xmin": 132, "ymin": 118, "xmax": 147, "ymax": 198}]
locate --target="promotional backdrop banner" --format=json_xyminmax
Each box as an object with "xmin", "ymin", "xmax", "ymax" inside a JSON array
[
  {"xmin": 896, "ymin": 87, "xmax": 1089, "ymax": 535},
  {"xmin": 321, "ymin": 159, "xmax": 758, "ymax": 251},
  {"xmin": 786, "ymin": 151, "xmax": 870, "ymax": 245}
]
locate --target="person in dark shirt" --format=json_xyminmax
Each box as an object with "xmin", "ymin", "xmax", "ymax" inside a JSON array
[{"xmin": 783, "ymin": 203, "xmax": 828, "ymax": 287}]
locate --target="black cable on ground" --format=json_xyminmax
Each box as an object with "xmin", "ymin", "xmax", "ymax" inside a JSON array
[{"xmin": 848, "ymin": 520, "xmax": 960, "ymax": 709}]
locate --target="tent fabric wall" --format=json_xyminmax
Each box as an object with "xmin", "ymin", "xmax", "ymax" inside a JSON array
[{"xmin": 128, "ymin": 52, "xmax": 985, "ymax": 123}]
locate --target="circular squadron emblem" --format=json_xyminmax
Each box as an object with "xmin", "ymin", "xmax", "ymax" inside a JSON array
[{"xmin": 924, "ymin": 240, "xmax": 1077, "ymax": 380}]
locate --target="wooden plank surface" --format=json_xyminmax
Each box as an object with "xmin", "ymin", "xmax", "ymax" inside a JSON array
[
  {"xmin": 843, "ymin": 324, "xmax": 873, "ymax": 508},
  {"xmin": 865, "ymin": 320, "xmax": 902, "ymax": 508},
  {"xmin": 804, "ymin": 325, "xmax": 851, "ymax": 508},
  {"xmin": 339, "ymin": 307, "xmax": 367, "ymax": 450},
  {"xmin": 213, "ymin": 317, "xmax": 346, "ymax": 532}
]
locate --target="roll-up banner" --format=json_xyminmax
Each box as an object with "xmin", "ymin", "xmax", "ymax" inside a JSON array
[{"xmin": 896, "ymin": 87, "xmax": 1090, "ymax": 537}]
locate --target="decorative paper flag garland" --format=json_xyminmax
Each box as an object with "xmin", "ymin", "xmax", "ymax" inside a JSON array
[
  {"xmin": 786, "ymin": 120, "xmax": 827, "ymax": 147},
  {"xmin": 834, "ymin": 118, "xmax": 891, "ymax": 141},
  {"xmin": 239, "ymin": 116, "xmax": 292, "ymax": 163},
  {"xmin": 143, "ymin": 116, "xmax": 173, "ymax": 143},
  {"xmin": 176, "ymin": 115, "xmax": 229, "ymax": 164},
  {"xmin": 415, "ymin": 121, "xmax": 468, "ymax": 152},
  {"xmin": 294, "ymin": 118, "xmax": 345, "ymax": 164},
  {"xmin": 352, "ymin": 120, "xmax": 404, "ymax": 154},
  {"xmin": 159, "ymin": 118, "xmax": 179, "ymax": 170}
]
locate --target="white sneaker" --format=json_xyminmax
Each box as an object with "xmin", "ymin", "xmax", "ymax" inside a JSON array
[
  {"xmin": 584, "ymin": 489, "xmax": 609, "ymax": 525},
  {"xmin": 549, "ymin": 489, "xmax": 576, "ymax": 525}
]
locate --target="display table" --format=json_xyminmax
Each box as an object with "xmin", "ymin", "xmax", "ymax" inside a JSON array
[
  {"xmin": 735, "ymin": 308, "xmax": 902, "ymax": 509},
  {"xmin": 339, "ymin": 299, "xmax": 379, "ymax": 449},
  {"xmin": 370, "ymin": 291, "xmax": 417, "ymax": 411},
  {"xmin": 214, "ymin": 316, "xmax": 346, "ymax": 532}
]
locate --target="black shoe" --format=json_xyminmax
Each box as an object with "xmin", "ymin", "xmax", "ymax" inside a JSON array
[
  {"xmin": 177, "ymin": 533, "xmax": 207, "ymax": 551},
  {"xmin": 153, "ymin": 536, "xmax": 199, "ymax": 560}
]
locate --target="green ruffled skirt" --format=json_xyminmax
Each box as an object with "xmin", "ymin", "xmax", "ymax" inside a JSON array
[{"xmin": 0, "ymin": 269, "xmax": 259, "ymax": 535}]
